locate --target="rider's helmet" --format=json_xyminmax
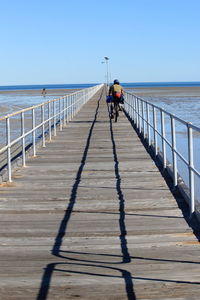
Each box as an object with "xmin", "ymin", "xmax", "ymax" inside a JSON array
[{"xmin": 114, "ymin": 79, "xmax": 119, "ymax": 85}]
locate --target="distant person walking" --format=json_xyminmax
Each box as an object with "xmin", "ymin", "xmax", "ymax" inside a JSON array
[
  {"xmin": 108, "ymin": 79, "xmax": 124, "ymax": 118},
  {"xmin": 41, "ymin": 88, "xmax": 47, "ymax": 97}
]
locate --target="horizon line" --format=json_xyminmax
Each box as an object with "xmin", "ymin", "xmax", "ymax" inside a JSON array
[{"xmin": 1, "ymin": 80, "xmax": 200, "ymax": 87}]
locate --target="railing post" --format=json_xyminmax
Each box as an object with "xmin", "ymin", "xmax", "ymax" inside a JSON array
[
  {"xmin": 74, "ymin": 94, "xmax": 77, "ymax": 115},
  {"xmin": 188, "ymin": 123, "xmax": 195, "ymax": 215},
  {"xmin": 129, "ymin": 95, "xmax": 132, "ymax": 119},
  {"xmin": 80, "ymin": 92, "xmax": 82, "ymax": 109},
  {"xmin": 63, "ymin": 97, "xmax": 66, "ymax": 126},
  {"xmin": 42, "ymin": 104, "xmax": 46, "ymax": 147},
  {"xmin": 171, "ymin": 115, "xmax": 177, "ymax": 188},
  {"xmin": 138, "ymin": 99, "xmax": 142, "ymax": 134},
  {"xmin": 127, "ymin": 94, "xmax": 130, "ymax": 119},
  {"xmin": 142, "ymin": 101, "xmax": 145, "ymax": 137},
  {"xmin": 125, "ymin": 94, "xmax": 128, "ymax": 116},
  {"xmin": 146, "ymin": 103, "xmax": 150, "ymax": 147},
  {"xmin": 48, "ymin": 102, "xmax": 52, "ymax": 140},
  {"xmin": 75, "ymin": 94, "xmax": 77, "ymax": 115},
  {"xmin": 153, "ymin": 106, "xmax": 157, "ymax": 156},
  {"xmin": 82, "ymin": 91, "xmax": 84, "ymax": 109},
  {"xmin": 73, "ymin": 94, "xmax": 75, "ymax": 117},
  {"xmin": 133, "ymin": 96, "xmax": 136, "ymax": 122},
  {"xmin": 66, "ymin": 96, "xmax": 69, "ymax": 123},
  {"xmin": 59, "ymin": 99, "xmax": 62, "ymax": 131},
  {"xmin": 161, "ymin": 110, "xmax": 166, "ymax": 169},
  {"xmin": 6, "ymin": 117, "xmax": 12, "ymax": 182},
  {"xmin": 69, "ymin": 95, "xmax": 72, "ymax": 121},
  {"xmin": 127, "ymin": 94, "xmax": 130, "ymax": 117},
  {"xmin": 72, "ymin": 95, "xmax": 75, "ymax": 118},
  {"xmin": 136, "ymin": 97, "xmax": 139, "ymax": 129},
  {"xmin": 21, "ymin": 111, "xmax": 26, "ymax": 167},
  {"xmin": 32, "ymin": 108, "xmax": 36, "ymax": 157},
  {"xmin": 71, "ymin": 95, "xmax": 73, "ymax": 119},
  {"xmin": 82, "ymin": 91, "xmax": 84, "ymax": 106},
  {"xmin": 53, "ymin": 101, "xmax": 56, "ymax": 136}
]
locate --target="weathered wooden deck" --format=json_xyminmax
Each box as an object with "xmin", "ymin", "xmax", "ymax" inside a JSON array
[{"xmin": 0, "ymin": 87, "xmax": 200, "ymax": 300}]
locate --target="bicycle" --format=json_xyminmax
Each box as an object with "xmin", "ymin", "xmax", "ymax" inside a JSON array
[{"xmin": 113, "ymin": 101, "xmax": 120, "ymax": 123}]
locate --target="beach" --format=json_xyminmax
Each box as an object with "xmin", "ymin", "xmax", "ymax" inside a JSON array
[
  {"xmin": 126, "ymin": 86, "xmax": 200, "ymax": 127},
  {"xmin": 126, "ymin": 85, "xmax": 200, "ymax": 97},
  {"xmin": 0, "ymin": 88, "xmax": 79, "ymax": 95},
  {"xmin": 0, "ymin": 88, "xmax": 80, "ymax": 118}
]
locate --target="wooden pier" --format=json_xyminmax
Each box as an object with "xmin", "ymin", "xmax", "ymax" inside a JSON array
[{"xmin": 0, "ymin": 87, "xmax": 200, "ymax": 299}]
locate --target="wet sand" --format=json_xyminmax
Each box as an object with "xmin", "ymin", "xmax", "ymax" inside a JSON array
[
  {"xmin": 126, "ymin": 86, "xmax": 200, "ymax": 97},
  {"xmin": 124, "ymin": 86, "xmax": 200, "ymax": 126},
  {"xmin": 0, "ymin": 88, "xmax": 81, "ymax": 118},
  {"xmin": 0, "ymin": 88, "xmax": 79, "ymax": 96}
]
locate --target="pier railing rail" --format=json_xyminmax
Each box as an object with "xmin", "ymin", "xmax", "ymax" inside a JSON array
[
  {"xmin": 124, "ymin": 91, "xmax": 200, "ymax": 217},
  {"xmin": 0, "ymin": 84, "xmax": 103, "ymax": 182}
]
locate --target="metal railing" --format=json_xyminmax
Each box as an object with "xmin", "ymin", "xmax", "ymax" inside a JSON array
[
  {"xmin": 0, "ymin": 84, "xmax": 103, "ymax": 182},
  {"xmin": 124, "ymin": 91, "xmax": 200, "ymax": 218}
]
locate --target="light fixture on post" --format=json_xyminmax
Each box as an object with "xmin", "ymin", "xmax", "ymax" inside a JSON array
[{"xmin": 104, "ymin": 57, "xmax": 109, "ymax": 87}]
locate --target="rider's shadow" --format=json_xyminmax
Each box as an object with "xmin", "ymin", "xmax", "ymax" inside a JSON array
[{"xmin": 37, "ymin": 91, "xmax": 136, "ymax": 300}]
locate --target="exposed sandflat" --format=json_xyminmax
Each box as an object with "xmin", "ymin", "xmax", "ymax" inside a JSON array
[{"xmin": 0, "ymin": 87, "xmax": 199, "ymax": 300}]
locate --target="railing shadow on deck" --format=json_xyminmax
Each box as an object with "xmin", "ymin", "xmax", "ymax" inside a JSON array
[
  {"xmin": 109, "ymin": 112, "xmax": 131, "ymax": 264},
  {"xmin": 37, "ymin": 88, "xmax": 136, "ymax": 300},
  {"xmin": 124, "ymin": 110, "xmax": 200, "ymax": 242}
]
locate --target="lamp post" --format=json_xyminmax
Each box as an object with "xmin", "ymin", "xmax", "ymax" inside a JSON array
[
  {"xmin": 104, "ymin": 57, "xmax": 109, "ymax": 87},
  {"xmin": 101, "ymin": 61, "xmax": 106, "ymax": 84}
]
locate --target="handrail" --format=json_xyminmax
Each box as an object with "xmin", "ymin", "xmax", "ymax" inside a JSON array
[
  {"xmin": 0, "ymin": 84, "xmax": 103, "ymax": 182},
  {"xmin": 124, "ymin": 90, "xmax": 200, "ymax": 217}
]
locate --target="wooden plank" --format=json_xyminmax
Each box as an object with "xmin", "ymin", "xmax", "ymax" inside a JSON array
[{"xmin": 0, "ymin": 87, "xmax": 199, "ymax": 300}]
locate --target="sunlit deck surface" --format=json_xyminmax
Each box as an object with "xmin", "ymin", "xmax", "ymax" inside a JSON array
[{"xmin": 0, "ymin": 87, "xmax": 200, "ymax": 300}]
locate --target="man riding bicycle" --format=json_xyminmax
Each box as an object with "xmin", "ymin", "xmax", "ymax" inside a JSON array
[{"xmin": 109, "ymin": 79, "xmax": 124, "ymax": 119}]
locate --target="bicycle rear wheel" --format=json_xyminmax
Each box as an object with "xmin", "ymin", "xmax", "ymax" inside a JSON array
[
  {"xmin": 115, "ymin": 110, "xmax": 118, "ymax": 122},
  {"xmin": 114, "ymin": 102, "xmax": 119, "ymax": 122}
]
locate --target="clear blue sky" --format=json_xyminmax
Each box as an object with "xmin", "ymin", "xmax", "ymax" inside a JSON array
[{"xmin": 1, "ymin": 0, "xmax": 200, "ymax": 85}]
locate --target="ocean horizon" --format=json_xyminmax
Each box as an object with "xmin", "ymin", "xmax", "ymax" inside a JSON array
[{"xmin": 0, "ymin": 81, "xmax": 200, "ymax": 91}]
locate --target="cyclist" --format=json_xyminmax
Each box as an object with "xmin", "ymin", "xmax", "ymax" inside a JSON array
[{"xmin": 109, "ymin": 79, "xmax": 124, "ymax": 118}]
